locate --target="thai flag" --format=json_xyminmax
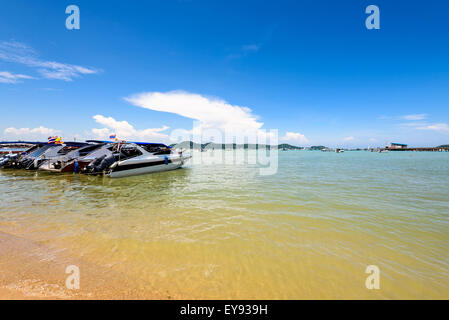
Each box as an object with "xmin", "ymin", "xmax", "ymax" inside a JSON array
[
  {"xmin": 109, "ymin": 134, "xmax": 116, "ymax": 139},
  {"xmin": 48, "ymin": 136, "xmax": 57, "ymax": 143}
]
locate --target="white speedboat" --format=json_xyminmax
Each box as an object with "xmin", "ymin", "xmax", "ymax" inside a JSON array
[
  {"xmin": 84, "ymin": 143, "xmax": 191, "ymax": 178},
  {"xmin": 108, "ymin": 144, "xmax": 191, "ymax": 178}
]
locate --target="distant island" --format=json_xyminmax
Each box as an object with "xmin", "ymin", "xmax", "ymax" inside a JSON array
[
  {"xmin": 170, "ymin": 141, "xmax": 303, "ymax": 150},
  {"xmin": 169, "ymin": 141, "xmax": 449, "ymax": 152}
]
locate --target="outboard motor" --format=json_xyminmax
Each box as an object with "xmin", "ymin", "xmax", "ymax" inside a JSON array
[
  {"xmin": 98, "ymin": 154, "xmax": 117, "ymax": 171},
  {"xmin": 85, "ymin": 154, "xmax": 116, "ymax": 174},
  {"xmin": 53, "ymin": 161, "xmax": 62, "ymax": 170},
  {"xmin": 0, "ymin": 154, "xmax": 20, "ymax": 169},
  {"xmin": 85, "ymin": 155, "xmax": 107, "ymax": 174},
  {"xmin": 0, "ymin": 156, "xmax": 11, "ymax": 167},
  {"xmin": 19, "ymin": 157, "xmax": 35, "ymax": 169}
]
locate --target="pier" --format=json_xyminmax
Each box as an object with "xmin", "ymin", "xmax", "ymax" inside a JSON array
[
  {"xmin": 387, "ymin": 147, "xmax": 449, "ymax": 152},
  {"xmin": 382, "ymin": 143, "xmax": 449, "ymax": 152}
]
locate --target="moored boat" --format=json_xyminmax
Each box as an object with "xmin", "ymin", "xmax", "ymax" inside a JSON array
[
  {"xmin": 38, "ymin": 142, "xmax": 109, "ymax": 173},
  {"xmin": 83, "ymin": 142, "xmax": 191, "ymax": 178},
  {"xmin": 19, "ymin": 142, "xmax": 88, "ymax": 170}
]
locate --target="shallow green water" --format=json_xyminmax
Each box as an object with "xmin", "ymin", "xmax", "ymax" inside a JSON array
[{"xmin": 1, "ymin": 151, "xmax": 448, "ymax": 299}]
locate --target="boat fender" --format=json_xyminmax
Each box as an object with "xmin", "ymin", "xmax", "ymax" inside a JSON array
[
  {"xmin": 164, "ymin": 156, "xmax": 168, "ymax": 165},
  {"xmin": 74, "ymin": 160, "xmax": 79, "ymax": 173}
]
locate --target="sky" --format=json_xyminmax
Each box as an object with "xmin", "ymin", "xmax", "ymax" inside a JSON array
[{"xmin": 0, "ymin": 0, "xmax": 448, "ymax": 147}]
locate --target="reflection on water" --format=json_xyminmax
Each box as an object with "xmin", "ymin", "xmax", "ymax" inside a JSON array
[{"xmin": 0, "ymin": 151, "xmax": 448, "ymax": 299}]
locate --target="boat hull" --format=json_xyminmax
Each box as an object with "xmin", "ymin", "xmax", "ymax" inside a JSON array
[
  {"xmin": 108, "ymin": 160, "xmax": 184, "ymax": 178},
  {"xmin": 38, "ymin": 160, "xmax": 91, "ymax": 173}
]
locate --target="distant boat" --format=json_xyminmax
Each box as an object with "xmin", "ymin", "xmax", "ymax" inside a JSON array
[{"xmin": 336, "ymin": 148, "xmax": 344, "ymax": 153}]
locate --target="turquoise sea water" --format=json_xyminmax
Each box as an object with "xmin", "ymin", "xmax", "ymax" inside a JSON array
[{"xmin": 0, "ymin": 150, "xmax": 448, "ymax": 299}]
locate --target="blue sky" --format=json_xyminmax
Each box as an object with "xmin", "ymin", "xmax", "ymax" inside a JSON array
[{"xmin": 0, "ymin": 0, "xmax": 448, "ymax": 147}]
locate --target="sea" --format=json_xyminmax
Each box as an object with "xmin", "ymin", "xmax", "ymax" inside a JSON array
[{"xmin": 0, "ymin": 150, "xmax": 448, "ymax": 299}]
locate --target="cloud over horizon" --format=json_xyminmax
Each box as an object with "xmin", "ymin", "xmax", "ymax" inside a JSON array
[
  {"xmin": 3, "ymin": 126, "xmax": 59, "ymax": 140},
  {"xmin": 281, "ymin": 131, "xmax": 309, "ymax": 145},
  {"xmin": 92, "ymin": 115, "xmax": 171, "ymax": 142},
  {"xmin": 416, "ymin": 123, "xmax": 449, "ymax": 133},
  {"xmin": 124, "ymin": 91, "xmax": 278, "ymax": 143}
]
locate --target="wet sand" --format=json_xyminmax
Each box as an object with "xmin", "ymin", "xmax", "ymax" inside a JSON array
[{"xmin": 0, "ymin": 229, "xmax": 174, "ymax": 299}]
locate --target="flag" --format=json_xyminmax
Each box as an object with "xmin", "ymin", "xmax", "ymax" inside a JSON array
[
  {"xmin": 48, "ymin": 136, "xmax": 63, "ymax": 144},
  {"xmin": 109, "ymin": 134, "xmax": 116, "ymax": 140}
]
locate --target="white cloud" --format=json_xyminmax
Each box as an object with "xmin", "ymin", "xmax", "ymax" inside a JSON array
[
  {"xmin": 92, "ymin": 115, "xmax": 171, "ymax": 142},
  {"xmin": 416, "ymin": 123, "xmax": 449, "ymax": 133},
  {"xmin": 227, "ymin": 44, "xmax": 261, "ymax": 59},
  {"xmin": 343, "ymin": 136, "xmax": 355, "ymax": 141},
  {"xmin": 0, "ymin": 71, "xmax": 33, "ymax": 84},
  {"xmin": 401, "ymin": 114, "xmax": 427, "ymax": 121},
  {"xmin": 91, "ymin": 128, "xmax": 110, "ymax": 138},
  {"xmin": 0, "ymin": 41, "xmax": 98, "ymax": 81},
  {"xmin": 281, "ymin": 131, "xmax": 309, "ymax": 145},
  {"xmin": 3, "ymin": 126, "xmax": 59, "ymax": 140},
  {"xmin": 399, "ymin": 121, "xmax": 427, "ymax": 127},
  {"xmin": 242, "ymin": 44, "xmax": 260, "ymax": 52},
  {"xmin": 124, "ymin": 91, "xmax": 274, "ymax": 143}
]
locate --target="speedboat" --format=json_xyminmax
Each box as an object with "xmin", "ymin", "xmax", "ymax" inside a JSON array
[
  {"xmin": 18, "ymin": 142, "xmax": 87, "ymax": 170},
  {"xmin": 0, "ymin": 142, "xmax": 42, "ymax": 168},
  {"xmin": 83, "ymin": 142, "xmax": 191, "ymax": 178},
  {"xmin": 38, "ymin": 142, "xmax": 109, "ymax": 173}
]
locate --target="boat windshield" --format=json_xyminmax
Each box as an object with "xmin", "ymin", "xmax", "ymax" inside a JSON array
[
  {"xmin": 56, "ymin": 146, "xmax": 79, "ymax": 155},
  {"xmin": 28, "ymin": 145, "xmax": 54, "ymax": 157},
  {"xmin": 24, "ymin": 145, "xmax": 41, "ymax": 153},
  {"xmin": 76, "ymin": 144, "xmax": 104, "ymax": 157},
  {"xmin": 118, "ymin": 145, "xmax": 142, "ymax": 159},
  {"xmin": 140, "ymin": 144, "xmax": 171, "ymax": 154}
]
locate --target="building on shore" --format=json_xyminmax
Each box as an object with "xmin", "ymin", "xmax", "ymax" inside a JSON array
[{"xmin": 388, "ymin": 143, "xmax": 408, "ymax": 150}]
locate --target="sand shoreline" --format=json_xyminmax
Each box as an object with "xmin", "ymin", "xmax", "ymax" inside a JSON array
[{"xmin": 0, "ymin": 229, "xmax": 173, "ymax": 300}]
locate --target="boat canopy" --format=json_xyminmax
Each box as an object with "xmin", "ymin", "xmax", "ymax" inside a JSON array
[
  {"xmin": 85, "ymin": 140, "xmax": 170, "ymax": 148},
  {"xmin": 0, "ymin": 141, "xmax": 47, "ymax": 145},
  {"xmin": 0, "ymin": 141, "xmax": 88, "ymax": 147}
]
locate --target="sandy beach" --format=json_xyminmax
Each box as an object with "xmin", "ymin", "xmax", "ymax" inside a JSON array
[{"xmin": 0, "ymin": 229, "xmax": 174, "ymax": 300}]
